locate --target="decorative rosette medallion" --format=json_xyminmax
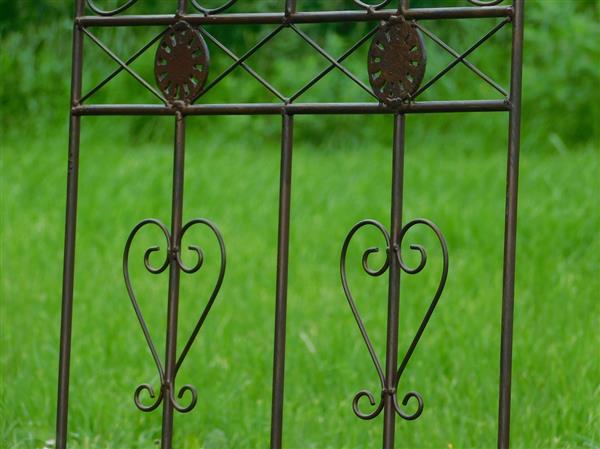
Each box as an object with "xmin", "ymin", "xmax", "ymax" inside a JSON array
[
  {"xmin": 368, "ymin": 20, "xmax": 426, "ymax": 106},
  {"xmin": 155, "ymin": 21, "xmax": 209, "ymax": 103}
]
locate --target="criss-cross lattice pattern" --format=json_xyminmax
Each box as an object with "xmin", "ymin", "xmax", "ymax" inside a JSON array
[{"xmin": 79, "ymin": 6, "xmax": 510, "ymax": 108}]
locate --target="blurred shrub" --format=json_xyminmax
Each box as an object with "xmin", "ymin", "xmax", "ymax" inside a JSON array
[
  {"xmin": 1, "ymin": 0, "xmax": 598, "ymax": 150},
  {"xmin": 522, "ymin": 0, "xmax": 599, "ymax": 149}
]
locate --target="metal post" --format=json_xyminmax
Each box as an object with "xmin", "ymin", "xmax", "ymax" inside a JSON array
[
  {"xmin": 285, "ymin": 0, "xmax": 297, "ymax": 16},
  {"xmin": 78, "ymin": 7, "xmax": 513, "ymax": 26},
  {"xmin": 56, "ymin": 2, "xmax": 85, "ymax": 448},
  {"xmin": 177, "ymin": 0, "xmax": 187, "ymax": 15},
  {"xmin": 382, "ymin": 114, "xmax": 405, "ymax": 449},
  {"xmin": 161, "ymin": 112, "xmax": 186, "ymax": 449},
  {"xmin": 498, "ymin": 1, "xmax": 524, "ymax": 448},
  {"xmin": 270, "ymin": 113, "xmax": 294, "ymax": 449}
]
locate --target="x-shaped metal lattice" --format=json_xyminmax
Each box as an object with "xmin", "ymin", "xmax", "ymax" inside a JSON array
[{"xmin": 80, "ymin": 17, "xmax": 509, "ymax": 106}]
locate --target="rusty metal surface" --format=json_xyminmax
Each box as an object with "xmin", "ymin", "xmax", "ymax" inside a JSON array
[
  {"xmin": 368, "ymin": 20, "xmax": 426, "ymax": 104},
  {"xmin": 155, "ymin": 21, "xmax": 209, "ymax": 104}
]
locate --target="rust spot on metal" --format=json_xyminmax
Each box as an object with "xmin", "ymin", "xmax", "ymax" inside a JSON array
[{"xmin": 155, "ymin": 21, "xmax": 209, "ymax": 104}]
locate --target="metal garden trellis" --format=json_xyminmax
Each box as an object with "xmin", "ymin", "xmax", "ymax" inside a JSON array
[{"xmin": 55, "ymin": 0, "xmax": 524, "ymax": 448}]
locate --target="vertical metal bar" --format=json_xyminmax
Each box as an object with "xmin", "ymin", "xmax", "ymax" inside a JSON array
[
  {"xmin": 400, "ymin": 0, "xmax": 410, "ymax": 13},
  {"xmin": 56, "ymin": 2, "xmax": 85, "ymax": 448},
  {"xmin": 177, "ymin": 0, "xmax": 188, "ymax": 15},
  {"xmin": 285, "ymin": 0, "xmax": 297, "ymax": 16},
  {"xmin": 498, "ymin": 1, "xmax": 524, "ymax": 448},
  {"xmin": 161, "ymin": 112, "xmax": 186, "ymax": 449},
  {"xmin": 382, "ymin": 114, "xmax": 405, "ymax": 449},
  {"xmin": 270, "ymin": 113, "xmax": 294, "ymax": 449}
]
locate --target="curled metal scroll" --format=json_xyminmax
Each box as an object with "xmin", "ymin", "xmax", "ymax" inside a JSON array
[
  {"xmin": 123, "ymin": 217, "xmax": 226, "ymax": 414},
  {"xmin": 467, "ymin": 0, "xmax": 504, "ymax": 5},
  {"xmin": 86, "ymin": 0, "xmax": 140, "ymax": 16},
  {"xmin": 341, "ymin": 220, "xmax": 388, "ymax": 420},
  {"xmin": 124, "ymin": 219, "xmax": 169, "ymax": 412},
  {"xmin": 190, "ymin": 0, "xmax": 238, "ymax": 15},
  {"xmin": 175, "ymin": 219, "xmax": 227, "ymax": 375},
  {"xmin": 340, "ymin": 218, "xmax": 448, "ymax": 421},
  {"xmin": 352, "ymin": 0, "xmax": 393, "ymax": 11},
  {"xmin": 170, "ymin": 383, "xmax": 198, "ymax": 413}
]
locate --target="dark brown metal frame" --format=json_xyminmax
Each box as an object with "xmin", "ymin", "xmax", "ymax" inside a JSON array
[{"xmin": 56, "ymin": 1, "xmax": 524, "ymax": 448}]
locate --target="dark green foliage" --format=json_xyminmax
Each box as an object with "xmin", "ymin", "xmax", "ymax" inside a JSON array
[{"xmin": 522, "ymin": 0, "xmax": 599, "ymax": 148}]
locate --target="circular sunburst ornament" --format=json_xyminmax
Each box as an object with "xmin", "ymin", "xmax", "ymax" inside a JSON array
[
  {"xmin": 155, "ymin": 21, "xmax": 209, "ymax": 104},
  {"xmin": 367, "ymin": 20, "xmax": 426, "ymax": 105}
]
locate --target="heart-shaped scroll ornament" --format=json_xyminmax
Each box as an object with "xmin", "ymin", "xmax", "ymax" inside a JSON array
[
  {"xmin": 340, "ymin": 218, "xmax": 448, "ymax": 421},
  {"xmin": 123, "ymin": 217, "xmax": 226, "ymax": 414}
]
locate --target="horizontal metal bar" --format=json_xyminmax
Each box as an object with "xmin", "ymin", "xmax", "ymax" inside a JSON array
[
  {"xmin": 77, "ymin": 6, "xmax": 512, "ymax": 27},
  {"xmin": 406, "ymin": 6, "xmax": 512, "ymax": 20},
  {"xmin": 73, "ymin": 100, "xmax": 510, "ymax": 116}
]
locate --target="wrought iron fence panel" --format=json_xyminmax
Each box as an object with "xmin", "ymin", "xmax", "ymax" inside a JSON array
[{"xmin": 55, "ymin": 1, "xmax": 524, "ymax": 448}]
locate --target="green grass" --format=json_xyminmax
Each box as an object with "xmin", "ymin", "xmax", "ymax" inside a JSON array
[{"xmin": 1, "ymin": 115, "xmax": 598, "ymax": 449}]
